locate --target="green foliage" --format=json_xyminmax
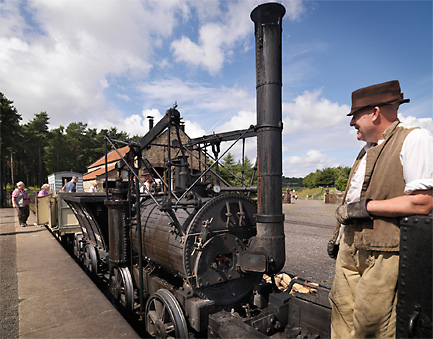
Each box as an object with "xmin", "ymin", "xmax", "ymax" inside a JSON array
[
  {"xmin": 282, "ymin": 176, "xmax": 303, "ymax": 188},
  {"xmin": 302, "ymin": 166, "xmax": 351, "ymax": 189},
  {"xmin": 218, "ymin": 152, "xmax": 257, "ymax": 187},
  {"xmin": 0, "ymin": 93, "xmax": 23, "ymax": 206},
  {"xmin": 302, "ymin": 172, "xmax": 317, "ymax": 189},
  {"xmin": 335, "ymin": 176, "xmax": 348, "ymax": 191},
  {"xmin": 0, "ymin": 94, "xmax": 137, "ymax": 201}
]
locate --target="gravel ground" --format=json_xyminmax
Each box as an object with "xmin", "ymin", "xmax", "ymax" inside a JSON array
[
  {"xmin": 282, "ymin": 200, "xmax": 338, "ymax": 287},
  {"xmin": 1, "ymin": 209, "xmax": 19, "ymax": 339}
]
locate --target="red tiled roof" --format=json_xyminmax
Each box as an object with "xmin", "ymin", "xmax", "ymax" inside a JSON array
[
  {"xmin": 88, "ymin": 146, "xmax": 130, "ymax": 169},
  {"xmin": 83, "ymin": 163, "xmax": 116, "ymax": 180}
]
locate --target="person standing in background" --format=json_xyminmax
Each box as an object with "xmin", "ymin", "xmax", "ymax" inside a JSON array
[
  {"xmin": 89, "ymin": 180, "xmax": 99, "ymax": 192},
  {"xmin": 38, "ymin": 184, "xmax": 50, "ymax": 197},
  {"xmin": 62, "ymin": 176, "xmax": 78, "ymax": 193},
  {"xmin": 12, "ymin": 181, "xmax": 30, "ymax": 227}
]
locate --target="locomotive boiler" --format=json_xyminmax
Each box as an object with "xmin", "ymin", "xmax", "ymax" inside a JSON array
[{"xmin": 59, "ymin": 2, "xmax": 432, "ymax": 338}]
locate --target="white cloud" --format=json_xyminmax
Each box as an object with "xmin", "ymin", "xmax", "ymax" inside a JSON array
[
  {"xmin": 116, "ymin": 93, "xmax": 131, "ymax": 102},
  {"xmin": 0, "ymin": 0, "xmax": 186, "ymax": 126},
  {"xmin": 284, "ymin": 149, "xmax": 335, "ymax": 177},
  {"xmin": 137, "ymin": 78, "xmax": 255, "ymax": 126},
  {"xmin": 88, "ymin": 108, "xmax": 164, "ymax": 137},
  {"xmin": 214, "ymin": 110, "xmax": 256, "ymax": 133},
  {"xmin": 283, "ymin": 89, "xmax": 349, "ymax": 135},
  {"xmin": 184, "ymin": 120, "xmax": 206, "ymax": 139},
  {"xmin": 171, "ymin": 0, "xmax": 306, "ymax": 74},
  {"xmin": 399, "ymin": 114, "xmax": 433, "ymax": 132}
]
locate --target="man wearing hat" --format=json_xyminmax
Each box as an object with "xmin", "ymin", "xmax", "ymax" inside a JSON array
[
  {"xmin": 140, "ymin": 169, "xmax": 155, "ymax": 193},
  {"xmin": 328, "ymin": 80, "xmax": 433, "ymax": 338}
]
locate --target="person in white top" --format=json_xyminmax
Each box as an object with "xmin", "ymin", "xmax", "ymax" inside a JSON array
[
  {"xmin": 88, "ymin": 180, "xmax": 99, "ymax": 193},
  {"xmin": 329, "ymin": 80, "xmax": 433, "ymax": 338},
  {"xmin": 140, "ymin": 170, "xmax": 154, "ymax": 193}
]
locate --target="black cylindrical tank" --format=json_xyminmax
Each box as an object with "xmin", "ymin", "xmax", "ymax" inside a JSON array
[
  {"xmin": 132, "ymin": 193, "xmax": 261, "ymax": 305},
  {"xmin": 106, "ymin": 184, "xmax": 129, "ymax": 265}
]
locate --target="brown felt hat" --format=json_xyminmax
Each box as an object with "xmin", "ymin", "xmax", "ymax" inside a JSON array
[
  {"xmin": 348, "ymin": 80, "xmax": 410, "ymax": 116},
  {"xmin": 139, "ymin": 168, "xmax": 150, "ymax": 176}
]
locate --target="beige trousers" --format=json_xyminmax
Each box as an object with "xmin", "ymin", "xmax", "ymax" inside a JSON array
[{"xmin": 329, "ymin": 232, "xmax": 399, "ymax": 338}]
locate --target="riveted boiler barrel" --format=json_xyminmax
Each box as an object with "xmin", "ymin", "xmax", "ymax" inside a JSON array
[
  {"xmin": 132, "ymin": 193, "xmax": 259, "ymax": 304},
  {"xmin": 136, "ymin": 197, "xmax": 197, "ymax": 276}
]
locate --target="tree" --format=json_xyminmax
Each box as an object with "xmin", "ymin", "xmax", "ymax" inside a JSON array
[
  {"xmin": 23, "ymin": 112, "xmax": 50, "ymax": 186},
  {"xmin": 316, "ymin": 167, "xmax": 337, "ymax": 187},
  {"xmin": 303, "ymin": 172, "xmax": 317, "ymax": 188},
  {"xmin": 0, "ymin": 93, "xmax": 22, "ymax": 206},
  {"xmin": 335, "ymin": 176, "xmax": 348, "ymax": 191},
  {"xmin": 218, "ymin": 153, "xmax": 256, "ymax": 187},
  {"xmin": 219, "ymin": 152, "xmax": 237, "ymax": 185},
  {"xmin": 65, "ymin": 122, "xmax": 86, "ymax": 171},
  {"xmin": 44, "ymin": 126, "xmax": 71, "ymax": 173}
]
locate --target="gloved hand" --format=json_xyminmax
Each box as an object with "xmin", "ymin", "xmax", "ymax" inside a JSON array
[
  {"xmin": 327, "ymin": 239, "xmax": 339, "ymax": 259},
  {"xmin": 335, "ymin": 200, "xmax": 372, "ymax": 225}
]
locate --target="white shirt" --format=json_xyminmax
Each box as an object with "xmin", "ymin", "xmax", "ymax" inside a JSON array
[{"xmin": 346, "ymin": 128, "xmax": 433, "ymax": 204}]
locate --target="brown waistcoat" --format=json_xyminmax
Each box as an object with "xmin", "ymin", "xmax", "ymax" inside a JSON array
[{"xmin": 345, "ymin": 120, "xmax": 417, "ymax": 251}]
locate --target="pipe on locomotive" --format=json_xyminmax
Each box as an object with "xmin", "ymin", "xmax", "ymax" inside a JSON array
[{"xmin": 250, "ymin": 3, "xmax": 286, "ymax": 274}]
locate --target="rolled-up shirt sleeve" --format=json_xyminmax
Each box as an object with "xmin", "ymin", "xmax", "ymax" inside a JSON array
[{"xmin": 401, "ymin": 128, "xmax": 433, "ymax": 193}]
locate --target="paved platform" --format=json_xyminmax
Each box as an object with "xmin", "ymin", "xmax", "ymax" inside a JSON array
[{"xmin": 1, "ymin": 208, "xmax": 139, "ymax": 338}]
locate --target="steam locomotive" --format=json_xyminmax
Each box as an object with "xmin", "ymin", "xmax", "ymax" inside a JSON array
[{"xmin": 56, "ymin": 3, "xmax": 431, "ymax": 338}]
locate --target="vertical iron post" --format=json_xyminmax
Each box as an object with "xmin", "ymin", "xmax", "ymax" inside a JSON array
[
  {"xmin": 105, "ymin": 137, "xmax": 108, "ymax": 197},
  {"xmin": 251, "ymin": 3, "xmax": 286, "ymax": 274}
]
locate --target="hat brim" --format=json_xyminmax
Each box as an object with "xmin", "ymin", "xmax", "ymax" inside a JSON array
[{"xmin": 347, "ymin": 98, "xmax": 410, "ymax": 116}]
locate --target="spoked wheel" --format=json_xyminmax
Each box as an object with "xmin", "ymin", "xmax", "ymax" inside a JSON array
[
  {"xmin": 109, "ymin": 266, "xmax": 134, "ymax": 314},
  {"xmin": 83, "ymin": 244, "xmax": 98, "ymax": 274},
  {"xmin": 73, "ymin": 234, "xmax": 84, "ymax": 261},
  {"xmin": 145, "ymin": 289, "xmax": 188, "ymax": 339}
]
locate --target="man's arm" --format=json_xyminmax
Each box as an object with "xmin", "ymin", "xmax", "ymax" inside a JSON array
[{"xmin": 366, "ymin": 189, "xmax": 433, "ymax": 217}]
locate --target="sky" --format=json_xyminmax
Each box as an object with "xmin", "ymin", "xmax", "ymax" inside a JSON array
[{"xmin": 1, "ymin": 0, "xmax": 432, "ymax": 177}]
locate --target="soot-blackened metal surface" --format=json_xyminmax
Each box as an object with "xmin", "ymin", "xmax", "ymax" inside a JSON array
[
  {"xmin": 396, "ymin": 215, "xmax": 432, "ymax": 338},
  {"xmin": 251, "ymin": 2, "xmax": 286, "ymax": 274}
]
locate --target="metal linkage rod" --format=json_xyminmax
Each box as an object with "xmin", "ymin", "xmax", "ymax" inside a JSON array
[
  {"xmin": 104, "ymin": 136, "xmax": 183, "ymax": 234},
  {"xmin": 175, "ymin": 127, "xmax": 254, "ymax": 204}
]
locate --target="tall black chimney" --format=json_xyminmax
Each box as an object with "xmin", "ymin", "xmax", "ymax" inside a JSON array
[{"xmin": 251, "ymin": 3, "xmax": 285, "ymax": 274}]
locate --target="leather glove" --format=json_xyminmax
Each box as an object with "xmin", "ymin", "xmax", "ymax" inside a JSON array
[
  {"xmin": 327, "ymin": 239, "xmax": 339, "ymax": 259},
  {"xmin": 335, "ymin": 200, "xmax": 372, "ymax": 225}
]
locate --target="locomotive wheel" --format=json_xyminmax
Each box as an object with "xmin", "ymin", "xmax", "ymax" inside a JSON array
[
  {"xmin": 83, "ymin": 244, "xmax": 98, "ymax": 274},
  {"xmin": 145, "ymin": 289, "xmax": 188, "ymax": 339},
  {"xmin": 109, "ymin": 267, "xmax": 134, "ymax": 314},
  {"xmin": 73, "ymin": 234, "xmax": 83, "ymax": 261}
]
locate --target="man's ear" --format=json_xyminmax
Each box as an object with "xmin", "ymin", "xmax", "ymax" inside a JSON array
[{"xmin": 371, "ymin": 106, "xmax": 381, "ymax": 123}]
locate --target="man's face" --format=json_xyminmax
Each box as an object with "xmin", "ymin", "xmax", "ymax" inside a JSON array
[
  {"xmin": 144, "ymin": 174, "xmax": 152, "ymax": 182},
  {"xmin": 349, "ymin": 108, "xmax": 376, "ymax": 142},
  {"xmin": 18, "ymin": 183, "xmax": 24, "ymax": 189}
]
